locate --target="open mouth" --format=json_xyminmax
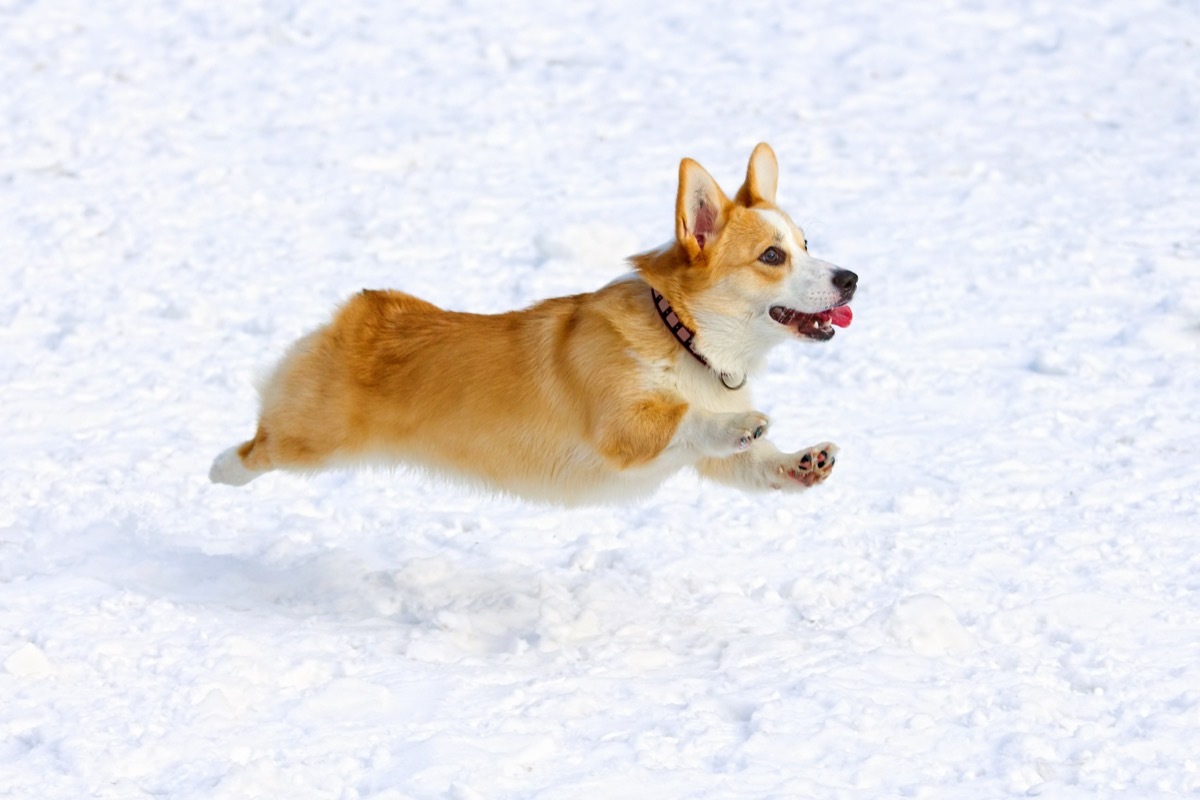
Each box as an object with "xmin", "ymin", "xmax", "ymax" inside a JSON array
[{"xmin": 769, "ymin": 304, "xmax": 854, "ymax": 341}]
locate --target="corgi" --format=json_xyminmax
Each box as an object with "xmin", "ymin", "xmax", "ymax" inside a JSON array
[{"xmin": 209, "ymin": 143, "xmax": 857, "ymax": 505}]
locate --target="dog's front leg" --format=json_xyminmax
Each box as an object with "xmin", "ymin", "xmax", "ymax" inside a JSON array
[
  {"xmin": 668, "ymin": 408, "xmax": 771, "ymax": 459},
  {"xmin": 596, "ymin": 403, "xmax": 770, "ymax": 472},
  {"xmin": 698, "ymin": 440, "xmax": 839, "ymax": 491}
]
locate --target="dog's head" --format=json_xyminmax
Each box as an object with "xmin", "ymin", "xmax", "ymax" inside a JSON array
[{"xmin": 636, "ymin": 144, "xmax": 857, "ymax": 371}]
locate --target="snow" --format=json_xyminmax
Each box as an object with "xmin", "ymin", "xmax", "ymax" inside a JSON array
[{"xmin": 2, "ymin": 0, "xmax": 1199, "ymax": 796}]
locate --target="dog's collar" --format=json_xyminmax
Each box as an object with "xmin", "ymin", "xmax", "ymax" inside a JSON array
[{"xmin": 650, "ymin": 287, "xmax": 746, "ymax": 391}]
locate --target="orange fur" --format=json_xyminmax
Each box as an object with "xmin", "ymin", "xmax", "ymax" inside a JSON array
[{"xmin": 211, "ymin": 143, "xmax": 856, "ymax": 504}]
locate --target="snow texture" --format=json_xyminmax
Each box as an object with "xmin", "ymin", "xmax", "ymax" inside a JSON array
[{"xmin": 3, "ymin": 0, "xmax": 1199, "ymax": 797}]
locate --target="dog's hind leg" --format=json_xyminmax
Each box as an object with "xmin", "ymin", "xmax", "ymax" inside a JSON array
[
  {"xmin": 210, "ymin": 325, "xmax": 354, "ymax": 486},
  {"xmin": 209, "ymin": 414, "xmax": 346, "ymax": 486},
  {"xmin": 209, "ymin": 430, "xmax": 269, "ymax": 486}
]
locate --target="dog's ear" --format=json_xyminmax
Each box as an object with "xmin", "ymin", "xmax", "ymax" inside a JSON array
[
  {"xmin": 735, "ymin": 142, "xmax": 778, "ymax": 207},
  {"xmin": 675, "ymin": 158, "xmax": 730, "ymax": 261}
]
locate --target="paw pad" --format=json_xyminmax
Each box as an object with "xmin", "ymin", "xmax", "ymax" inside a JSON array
[{"xmin": 786, "ymin": 443, "xmax": 838, "ymax": 487}]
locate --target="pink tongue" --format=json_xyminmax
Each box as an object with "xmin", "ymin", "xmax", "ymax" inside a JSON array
[{"xmin": 828, "ymin": 306, "xmax": 853, "ymax": 328}]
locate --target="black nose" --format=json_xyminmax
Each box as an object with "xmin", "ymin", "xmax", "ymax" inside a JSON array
[{"xmin": 832, "ymin": 269, "xmax": 858, "ymax": 292}]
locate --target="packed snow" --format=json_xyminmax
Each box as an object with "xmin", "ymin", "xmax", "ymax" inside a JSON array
[{"xmin": 3, "ymin": 0, "xmax": 1199, "ymax": 797}]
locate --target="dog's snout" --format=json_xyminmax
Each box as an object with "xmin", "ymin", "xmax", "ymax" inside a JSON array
[{"xmin": 832, "ymin": 269, "xmax": 858, "ymax": 293}]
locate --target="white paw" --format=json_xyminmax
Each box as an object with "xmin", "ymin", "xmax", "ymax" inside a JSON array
[
  {"xmin": 775, "ymin": 442, "xmax": 838, "ymax": 488},
  {"xmin": 209, "ymin": 445, "xmax": 259, "ymax": 487},
  {"xmin": 720, "ymin": 411, "xmax": 770, "ymax": 454}
]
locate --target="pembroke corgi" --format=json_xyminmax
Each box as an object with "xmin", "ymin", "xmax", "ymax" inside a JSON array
[{"xmin": 210, "ymin": 143, "xmax": 857, "ymax": 504}]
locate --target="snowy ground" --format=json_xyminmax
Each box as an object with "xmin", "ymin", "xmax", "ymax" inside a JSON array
[{"xmin": 3, "ymin": 0, "xmax": 1199, "ymax": 797}]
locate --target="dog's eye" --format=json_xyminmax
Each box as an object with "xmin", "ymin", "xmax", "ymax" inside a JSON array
[
  {"xmin": 803, "ymin": 238, "xmax": 809, "ymax": 250},
  {"xmin": 758, "ymin": 246, "xmax": 786, "ymax": 266}
]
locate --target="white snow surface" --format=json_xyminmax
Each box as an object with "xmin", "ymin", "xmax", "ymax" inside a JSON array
[{"xmin": 3, "ymin": 0, "xmax": 1199, "ymax": 797}]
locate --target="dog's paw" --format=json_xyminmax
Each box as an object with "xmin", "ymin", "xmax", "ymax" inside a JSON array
[
  {"xmin": 776, "ymin": 442, "xmax": 838, "ymax": 488},
  {"xmin": 721, "ymin": 411, "xmax": 770, "ymax": 454},
  {"xmin": 209, "ymin": 445, "xmax": 261, "ymax": 487}
]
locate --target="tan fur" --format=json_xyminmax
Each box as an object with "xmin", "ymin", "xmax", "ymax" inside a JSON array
[{"xmin": 210, "ymin": 144, "xmax": 855, "ymax": 504}]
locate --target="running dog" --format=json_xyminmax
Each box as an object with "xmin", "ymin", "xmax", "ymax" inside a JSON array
[{"xmin": 210, "ymin": 143, "xmax": 857, "ymax": 504}]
